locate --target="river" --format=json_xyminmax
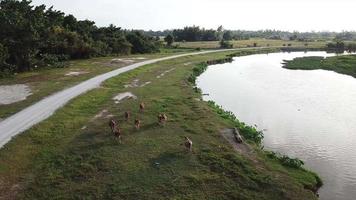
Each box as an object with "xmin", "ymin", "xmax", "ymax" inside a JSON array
[{"xmin": 196, "ymin": 51, "xmax": 356, "ymax": 200}]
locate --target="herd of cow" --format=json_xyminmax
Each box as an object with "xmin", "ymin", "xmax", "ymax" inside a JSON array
[{"xmin": 108, "ymin": 102, "xmax": 193, "ymax": 152}]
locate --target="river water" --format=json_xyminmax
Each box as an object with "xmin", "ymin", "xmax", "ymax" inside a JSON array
[{"xmin": 196, "ymin": 51, "xmax": 356, "ymax": 200}]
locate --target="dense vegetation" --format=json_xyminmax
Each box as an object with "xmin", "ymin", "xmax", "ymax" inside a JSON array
[
  {"xmin": 0, "ymin": 0, "xmax": 160, "ymax": 76},
  {"xmin": 326, "ymin": 41, "xmax": 356, "ymax": 53},
  {"xmin": 283, "ymin": 55, "xmax": 356, "ymax": 78}
]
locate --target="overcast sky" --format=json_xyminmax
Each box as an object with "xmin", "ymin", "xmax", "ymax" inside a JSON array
[{"xmin": 31, "ymin": 0, "xmax": 355, "ymax": 32}]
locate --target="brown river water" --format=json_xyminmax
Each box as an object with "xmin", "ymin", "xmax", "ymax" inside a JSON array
[{"xmin": 197, "ymin": 51, "xmax": 356, "ymax": 200}]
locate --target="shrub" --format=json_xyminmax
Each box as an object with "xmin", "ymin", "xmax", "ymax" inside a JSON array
[{"xmin": 220, "ymin": 40, "xmax": 233, "ymax": 49}]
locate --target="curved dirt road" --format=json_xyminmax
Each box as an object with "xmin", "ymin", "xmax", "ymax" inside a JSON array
[{"xmin": 0, "ymin": 48, "xmax": 264, "ymax": 148}]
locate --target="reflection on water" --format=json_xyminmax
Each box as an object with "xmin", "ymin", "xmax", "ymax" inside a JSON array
[{"xmin": 197, "ymin": 51, "xmax": 356, "ymax": 200}]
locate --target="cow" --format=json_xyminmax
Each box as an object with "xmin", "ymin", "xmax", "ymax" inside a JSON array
[
  {"xmin": 158, "ymin": 113, "xmax": 168, "ymax": 125},
  {"xmin": 139, "ymin": 102, "xmax": 145, "ymax": 113},
  {"xmin": 135, "ymin": 119, "xmax": 141, "ymax": 130},
  {"xmin": 113, "ymin": 126, "xmax": 122, "ymax": 143},
  {"xmin": 124, "ymin": 111, "xmax": 130, "ymax": 121},
  {"xmin": 109, "ymin": 119, "xmax": 117, "ymax": 133},
  {"xmin": 184, "ymin": 137, "xmax": 193, "ymax": 152}
]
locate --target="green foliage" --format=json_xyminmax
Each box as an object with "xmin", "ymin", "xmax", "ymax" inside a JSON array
[
  {"xmin": 164, "ymin": 34, "xmax": 174, "ymax": 46},
  {"xmin": 327, "ymin": 40, "xmax": 345, "ymax": 53},
  {"xmin": 220, "ymin": 39, "xmax": 233, "ymax": 49},
  {"xmin": 126, "ymin": 31, "xmax": 160, "ymax": 54},
  {"xmin": 266, "ymin": 151, "xmax": 304, "ymax": 169},
  {"xmin": 173, "ymin": 26, "xmax": 221, "ymax": 42},
  {"xmin": 0, "ymin": 0, "xmax": 160, "ymax": 74},
  {"xmin": 283, "ymin": 55, "xmax": 356, "ymax": 78},
  {"xmin": 0, "ymin": 43, "xmax": 14, "ymax": 77},
  {"xmin": 223, "ymin": 31, "xmax": 233, "ymax": 41}
]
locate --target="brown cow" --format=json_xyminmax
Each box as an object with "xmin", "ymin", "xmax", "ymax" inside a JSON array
[
  {"xmin": 113, "ymin": 126, "xmax": 122, "ymax": 143},
  {"xmin": 158, "ymin": 113, "xmax": 168, "ymax": 125},
  {"xmin": 184, "ymin": 137, "xmax": 193, "ymax": 152},
  {"xmin": 124, "ymin": 111, "xmax": 130, "ymax": 121},
  {"xmin": 109, "ymin": 119, "xmax": 117, "ymax": 133},
  {"xmin": 139, "ymin": 102, "xmax": 145, "ymax": 113},
  {"xmin": 134, "ymin": 119, "xmax": 141, "ymax": 130}
]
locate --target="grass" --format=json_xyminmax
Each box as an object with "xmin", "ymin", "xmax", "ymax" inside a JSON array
[
  {"xmin": 0, "ymin": 50, "xmax": 194, "ymax": 119},
  {"xmin": 0, "ymin": 48, "xmax": 320, "ymax": 199},
  {"xmin": 175, "ymin": 38, "xmax": 327, "ymax": 49},
  {"xmin": 283, "ymin": 54, "xmax": 356, "ymax": 78}
]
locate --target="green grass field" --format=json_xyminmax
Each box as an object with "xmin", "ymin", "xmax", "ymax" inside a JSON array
[
  {"xmin": 283, "ymin": 54, "xmax": 356, "ymax": 78},
  {"xmin": 0, "ymin": 49, "xmax": 321, "ymax": 199},
  {"xmin": 0, "ymin": 49, "xmax": 194, "ymax": 119},
  {"xmin": 175, "ymin": 39, "xmax": 328, "ymax": 49}
]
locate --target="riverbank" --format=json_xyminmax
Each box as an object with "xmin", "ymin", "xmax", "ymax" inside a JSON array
[
  {"xmin": 282, "ymin": 54, "xmax": 356, "ymax": 78},
  {"xmin": 0, "ymin": 49, "xmax": 320, "ymax": 199}
]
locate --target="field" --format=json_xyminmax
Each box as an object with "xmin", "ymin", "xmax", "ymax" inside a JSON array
[
  {"xmin": 283, "ymin": 54, "xmax": 356, "ymax": 78},
  {"xmin": 0, "ymin": 49, "xmax": 320, "ymax": 199},
  {"xmin": 0, "ymin": 49, "xmax": 194, "ymax": 119},
  {"xmin": 175, "ymin": 39, "xmax": 328, "ymax": 49}
]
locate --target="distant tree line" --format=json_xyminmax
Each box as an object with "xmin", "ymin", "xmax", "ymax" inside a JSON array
[
  {"xmin": 146, "ymin": 28, "xmax": 350, "ymax": 42},
  {"xmin": 0, "ymin": 0, "xmax": 161, "ymax": 75}
]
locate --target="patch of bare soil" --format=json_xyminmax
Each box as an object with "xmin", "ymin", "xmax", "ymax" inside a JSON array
[
  {"xmin": 111, "ymin": 58, "xmax": 134, "ymax": 64},
  {"xmin": 124, "ymin": 79, "xmax": 152, "ymax": 88},
  {"xmin": 0, "ymin": 84, "xmax": 32, "ymax": 105},
  {"xmin": 65, "ymin": 71, "xmax": 89, "ymax": 76},
  {"xmin": 156, "ymin": 68, "xmax": 176, "ymax": 79},
  {"xmin": 112, "ymin": 92, "xmax": 137, "ymax": 104},
  {"xmin": 90, "ymin": 109, "xmax": 115, "ymax": 122}
]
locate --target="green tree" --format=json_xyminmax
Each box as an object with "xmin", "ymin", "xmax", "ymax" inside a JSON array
[
  {"xmin": 126, "ymin": 31, "xmax": 159, "ymax": 54},
  {"xmin": 164, "ymin": 34, "xmax": 174, "ymax": 46},
  {"xmin": 0, "ymin": 0, "xmax": 46, "ymax": 71},
  {"xmin": 219, "ymin": 39, "xmax": 233, "ymax": 49},
  {"xmin": 223, "ymin": 31, "xmax": 233, "ymax": 41}
]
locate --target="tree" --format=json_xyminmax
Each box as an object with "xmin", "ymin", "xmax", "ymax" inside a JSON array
[
  {"xmin": 0, "ymin": 0, "xmax": 46, "ymax": 71},
  {"xmin": 126, "ymin": 31, "xmax": 159, "ymax": 54},
  {"xmin": 0, "ymin": 0, "xmax": 160, "ymax": 73},
  {"xmin": 220, "ymin": 39, "xmax": 233, "ymax": 49},
  {"xmin": 216, "ymin": 25, "xmax": 224, "ymax": 40},
  {"xmin": 164, "ymin": 34, "xmax": 174, "ymax": 46},
  {"xmin": 0, "ymin": 43, "xmax": 13, "ymax": 76},
  {"xmin": 223, "ymin": 31, "xmax": 233, "ymax": 41}
]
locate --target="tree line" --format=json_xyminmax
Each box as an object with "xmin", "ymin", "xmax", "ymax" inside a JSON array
[
  {"xmin": 147, "ymin": 28, "xmax": 354, "ymax": 42},
  {"xmin": 0, "ymin": 0, "xmax": 161, "ymax": 76}
]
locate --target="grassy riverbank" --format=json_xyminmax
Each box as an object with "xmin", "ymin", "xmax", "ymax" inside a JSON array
[
  {"xmin": 0, "ymin": 49, "xmax": 321, "ymax": 199},
  {"xmin": 283, "ymin": 54, "xmax": 356, "ymax": 78}
]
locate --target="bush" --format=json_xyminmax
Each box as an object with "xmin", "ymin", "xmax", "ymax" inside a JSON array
[
  {"xmin": 266, "ymin": 151, "xmax": 304, "ymax": 169},
  {"xmin": 220, "ymin": 40, "xmax": 233, "ymax": 49}
]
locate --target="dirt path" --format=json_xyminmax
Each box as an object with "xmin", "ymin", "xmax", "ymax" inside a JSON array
[{"xmin": 0, "ymin": 47, "xmax": 268, "ymax": 148}]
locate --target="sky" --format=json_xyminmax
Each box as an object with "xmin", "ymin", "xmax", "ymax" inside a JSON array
[{"xmin": 31, "ymin": 0, "xmax": 355, "ymax": 32}]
